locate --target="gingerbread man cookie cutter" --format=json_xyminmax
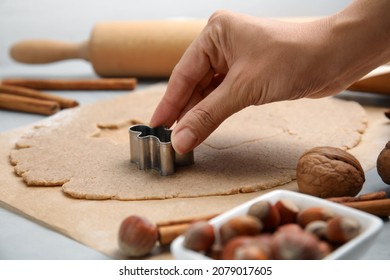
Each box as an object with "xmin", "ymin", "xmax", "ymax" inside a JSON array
[{"xmin": 129, "ymin": 124, "xmax": 194, "ymax": 176}]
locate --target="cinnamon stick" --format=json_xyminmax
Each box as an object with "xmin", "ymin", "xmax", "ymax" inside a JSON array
[
  {"xmin": 0, "ymin": 84, "xmax": 78, "ymax": 108},
  {"xmin": 0, "ymin": 93, "xmax": 60, "ymax": 115},
  {"xmin": 156, "ymin": 213, "xmax": 219, "ymax": 246},
  {"xmin": 156, "ymin": 213, "xmax": 219, "ymax": 227},
  {"xmin": 2, "ymin": 78, "xmax": 137, "ymax": 90},
  {"xmin": 327, "ymin": 191, "xmax": 387, "ymax": 203},
  {"xmin": 342, "ymin": 198, "xmax": 390, "ymax": 217},
  {"xmin": 158, "ymin": 223, "xmax": 191, "ymax": 246}
]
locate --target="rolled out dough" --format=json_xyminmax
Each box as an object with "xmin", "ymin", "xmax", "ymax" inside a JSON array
[{"xmin": 9, "ymin": 84, "xmax": 367, "ymax": 200}]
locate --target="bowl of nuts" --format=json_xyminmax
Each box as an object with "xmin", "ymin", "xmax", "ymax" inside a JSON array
[{"xmin": 170, "ymin": 190, "xmax": 383, "ymax": 260}]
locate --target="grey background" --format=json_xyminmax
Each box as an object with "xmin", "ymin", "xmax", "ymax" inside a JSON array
[
  {"xmin": 1, "ymin": 0, "xmax": 352, "ymax": 66},
  {"xmin": 1, "ymin": 0, "xmax": 389, "ymax": 259}
]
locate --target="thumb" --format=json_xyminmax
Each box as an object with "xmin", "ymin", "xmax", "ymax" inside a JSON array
[{"xmin": 171, "ymin": 78, "xmax": 241, "ymax": 154}]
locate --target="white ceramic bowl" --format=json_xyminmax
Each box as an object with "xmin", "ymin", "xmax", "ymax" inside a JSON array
[{"xmin": 171, "ymin": 190, "xmax": 383, "ymax": 260}]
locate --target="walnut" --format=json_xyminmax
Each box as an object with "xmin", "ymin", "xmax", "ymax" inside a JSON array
[
  {"xmin": 377, "ymin": 141, "xmax": 390, "ymax": 184},
  {"xmin": 296, "ymin": 146, "xmax": 365, "ymax": 198}
]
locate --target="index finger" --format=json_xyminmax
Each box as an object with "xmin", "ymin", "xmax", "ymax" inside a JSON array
[{"xmin": 150, "ymin": 33, "xmax": 213, "ymax": 127}]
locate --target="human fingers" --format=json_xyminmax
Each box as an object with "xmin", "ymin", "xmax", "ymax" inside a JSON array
[
  {"xmin": 171, "ymin": 68, "xmax": 244, "ymax": 154},
  {"xmin": 175, "ymin": 73, "xmax": 226, "ymax": 123},
  {"xmin": 150, "ymin": 12, "xmax": 232, "ymax": 128},
  {"xmin": 149, "ymin": 32, "xmax": 216, "ymax": 128}
]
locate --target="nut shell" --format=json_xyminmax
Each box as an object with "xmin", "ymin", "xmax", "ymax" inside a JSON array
[
  {"xmin": 219, "ymin": 215, "xmax": 263, "ymax": 245},
  {"xmin": 326, "ymin": 216, "xmax": 361, "ymax": 244},
  {"xmin": 221, "ymin": 235, "xmax": 272, "ymax": 260},
  {"xmin": 221, "ymin": 236, "xmax": 253, "ymax": 260},
  {"xmin": 118, "ymin": 215, "xmax": 158, "ymax": 257},
  {"xmin": 377, "ymin": 141, "xmax": 390, "ymax": 184},
  {"xmin": 247, "ymin": 201, "xmax": 280, "ymax": 231},
  {"xmin": 183, "ymin": 221, "xmax": 215, "ymax": 252},
  {"xmin": 305, "ymin": 220, "xmax": 328, "ymax": 240},
  {"xmin": 234, "ymin": 243, "xmax": 270, "ymax": 260},
  {"xmin": 297, "ymin": 207, "xmax": 334, "ymax": 228},
  {"xmin": 271, "ymin": 228, "xmax": 322, "ymax": 260},
  {"xmin": 296, "ymin": 146, "xmax": 365, "ymax": 198},
  {"xmin": 276, "ymin": 223, "xmax": 302, "ymax": 234},
  {"xmin": 275, "ymin": 199, "xmax": 299, "ymax": 225}
]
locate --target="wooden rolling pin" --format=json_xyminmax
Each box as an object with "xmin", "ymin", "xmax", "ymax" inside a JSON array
[
  {"xmin": 10, "ymin": 20, "xmax": 206, "ymax": 78},
  {"xmin": 347, "ymin": 64, "xmax": 390, "ymax": 95}
]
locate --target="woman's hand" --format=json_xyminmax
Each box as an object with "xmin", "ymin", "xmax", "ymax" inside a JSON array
[{"xmin": 150, "ymin": 2, "xmax": 390, "ymax": 155}]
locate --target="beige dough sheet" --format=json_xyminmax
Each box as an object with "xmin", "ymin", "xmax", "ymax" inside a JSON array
[
  {"xmin": 9, "ymin": 84, "xmax": 366, "ymax": 200},
  {"xmin": 0, "ymin": 83, "xmax": 389, "ymax": 259}
]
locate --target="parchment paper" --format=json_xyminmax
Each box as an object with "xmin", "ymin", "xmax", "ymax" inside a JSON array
[{"xmin": 0, "ymin": 84, "xmax": 388, "ymax": 259}]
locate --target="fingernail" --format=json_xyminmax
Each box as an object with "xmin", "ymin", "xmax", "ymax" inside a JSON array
[{"xmin": 172, "ymin": 127, "xmax": 198, "ymax": 154}]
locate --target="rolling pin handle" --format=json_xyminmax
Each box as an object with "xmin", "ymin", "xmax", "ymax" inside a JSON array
[{"xmin": 9, "ymin": 39, "xmax": 90, "ymax": 64}]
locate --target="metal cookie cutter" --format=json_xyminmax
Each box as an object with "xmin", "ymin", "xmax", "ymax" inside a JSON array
[{"xmin": 129, "ymin": 124, "xmax": 194, "ymax": 176}]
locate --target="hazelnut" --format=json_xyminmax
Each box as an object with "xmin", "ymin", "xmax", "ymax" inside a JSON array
[
  {"xmin": 234, "ymin": 244, "xmax": 270, "ymax": 260},
  {"xmin": 274, "ymin": 199, "xmax": 300, "ymax": 225},
  {"xmin": 296, "ymin": 146, "xmax": 365, "ymax": 198},
  {"xmin": 276, "ymin": 223, "xmax": 303, "ymax": 234},
  {"xmin": 271, "ymin": 228, "xmax": 322, "ymax": 260},
  {"xmin": 304, "ymin": 220, "xmax": 328, "ymax": 240},
  {"xmin": 221, "ymin": 235, "xmax": 272, "ymax": 260},
  {"xmin": 377, "ymin": 141, "xmax": 390, "ymax": 184},
  {"xmin": 247, "ymin": 200, "xmax": 280, "ymax": 231},
  {"xmin": 207, "ymin": 243, "xmax": 223, "ymax": 260},
  {"xmin": 183, "ymin": 221, "xmax": 215, "ymax": 252},
  {"xmin": 221, "ymin": 236, "xmax": 253, "ymax": 260},
  {"xmin": 219, "ymin": 215, "xmax": 263, "ymax": 245},
  {"xmin": 297, "ymin": 207, "xmax": 334, "ymax": 228},
  {"xmin": 318, "ymin": 241, "xmax": 333, "ymax": 258},
  {"xmin": 326, "ymin": 216, "xmax": 361, "ymax": 244},
  {"xmin": 118, "ymin": 215, "xmax": 158, "ymax": 257}
]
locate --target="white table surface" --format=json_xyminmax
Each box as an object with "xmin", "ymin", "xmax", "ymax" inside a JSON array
[{"xmin": 1, "ymin": 0, "xmax": 389, "ymax": 260}]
